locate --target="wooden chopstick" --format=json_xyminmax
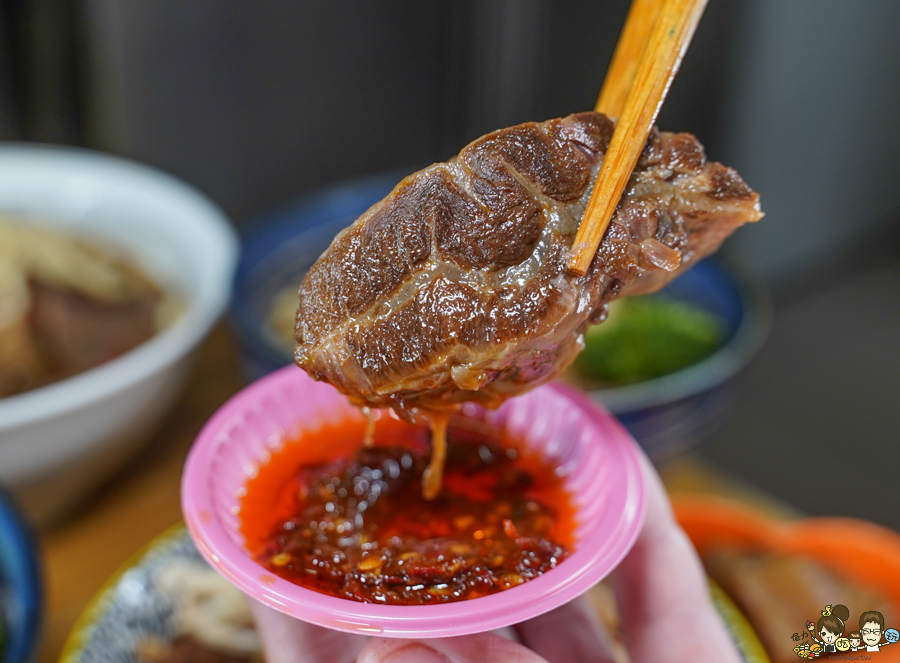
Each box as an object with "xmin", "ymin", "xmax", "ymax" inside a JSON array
[
  {"xmin": 567, "ymin": 0, "xmax": 708, "ymax": 277},
  {"xmin": 596, "ymin": 0, "xmax": 666, "ymax": 119}
]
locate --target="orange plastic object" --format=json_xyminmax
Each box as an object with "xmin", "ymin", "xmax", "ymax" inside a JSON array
[{"xmin": 674, "ymin": 496, "xmax": 900, "ymax": 661}]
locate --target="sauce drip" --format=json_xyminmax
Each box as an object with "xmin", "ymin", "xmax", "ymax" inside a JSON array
[
  {"xmin": 240, "ymin": 414, "xmax": 575, "ymax": 605},
  {"xmin": 422, "ymin": 412, "xmax": 449, "ymax": 500},
  {"xmin": 362, "ymin": 406, "xmax": 376, "ymax": 448}
]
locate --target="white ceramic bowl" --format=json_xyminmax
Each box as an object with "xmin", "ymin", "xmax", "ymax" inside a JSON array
[{"xmin": 0, "ymin": 145, "xmax": 238, "ymax": 525}]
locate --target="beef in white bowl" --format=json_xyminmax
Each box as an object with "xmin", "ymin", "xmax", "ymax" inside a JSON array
[{"xmin": 0, "ymin": 145, "xmax": 238, "ymax": 524}]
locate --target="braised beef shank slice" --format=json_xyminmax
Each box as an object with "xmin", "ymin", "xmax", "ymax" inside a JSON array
[{"xmin": 295, "ymin": 112, "xmax": 761, "ymax": 414}]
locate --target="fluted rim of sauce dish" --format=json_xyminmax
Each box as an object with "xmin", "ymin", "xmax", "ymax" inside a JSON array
[{"xmin": 182, "ymin": 365, "xmax": 645, "ymax": 638}]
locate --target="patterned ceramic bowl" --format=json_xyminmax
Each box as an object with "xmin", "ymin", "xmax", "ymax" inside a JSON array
[
  {"xmin": 60, "ymin": 526, "xmax": 769, "ymax": 662},
  {"xmin": 60, "ymin": 527, "xmax": 198, "ymax": 663}
]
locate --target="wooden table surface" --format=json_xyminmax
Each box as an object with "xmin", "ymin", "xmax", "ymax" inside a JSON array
[
  {"xmin": 35, "ymin": 326, "xmax": 783, "ymax": 663},
  {"xmin": 37, "ymin": 327, "xmax": 244, "ymax": 663}
]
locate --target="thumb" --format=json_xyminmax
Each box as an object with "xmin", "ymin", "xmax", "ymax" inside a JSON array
[
  {"xmin": 609, "ymin": 452, "xmax": 741, "ymax": 663},
  {"xmin": 358, "ymin": 633, "xmax": 551, "ymax": 663},
  {"xmin": 249, "ymin": 600, "xmax": 367, "ymax": 663}
]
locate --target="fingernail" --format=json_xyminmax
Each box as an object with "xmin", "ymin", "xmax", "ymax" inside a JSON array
[{"xmin": 384, "ymin": 643, "xmax": 449, "ymax": 663}]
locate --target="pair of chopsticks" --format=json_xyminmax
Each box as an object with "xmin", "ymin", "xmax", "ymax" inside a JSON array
[{"xmin": 566, "ymin": 0, "xmax": 709, "ymax": 276}]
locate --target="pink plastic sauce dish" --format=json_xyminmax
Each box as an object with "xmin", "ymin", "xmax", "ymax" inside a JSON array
[{"xmin": 181, "ymin": 365, "xmax": 646, "ymax": 638}]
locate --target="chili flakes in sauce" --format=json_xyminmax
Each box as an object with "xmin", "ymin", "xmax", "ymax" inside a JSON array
[{"xmin": 254, "ymin": 433, "xmax": 571, "ymax": 605}]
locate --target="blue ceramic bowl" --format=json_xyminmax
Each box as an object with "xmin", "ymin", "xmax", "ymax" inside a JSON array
[
  {"xmin": 587, "ymin": 260, "xmax": 770, "ymax": 460},
  {"xmin": 231, "ymin": 173, "xmax": 403, "ymax": 380},
  {"xmin": 231, "ymin": 175, "xmax": 769, "ymax": 459},
  {"xmin": 0, "ymin": 489, "xmax": 41, "ymax": 663}
]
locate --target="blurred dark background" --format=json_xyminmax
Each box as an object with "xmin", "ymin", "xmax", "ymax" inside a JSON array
[{"xmin": 1, "ymin": 0, "xmax": 898, "ymax": 525}]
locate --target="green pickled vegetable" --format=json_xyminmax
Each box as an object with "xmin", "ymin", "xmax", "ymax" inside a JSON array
[{"xmin": 575, "ymin": 296, "xmax": 725, "ymax": 386}]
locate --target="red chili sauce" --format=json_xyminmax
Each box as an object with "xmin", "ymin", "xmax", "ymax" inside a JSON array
[{"xmin": 240, "ymin": 413, "xmax": 576, "ymax": 605}]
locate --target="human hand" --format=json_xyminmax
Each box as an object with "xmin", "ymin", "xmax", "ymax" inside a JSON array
[{"xmin": 250, "ymin": 451, "xmax": 742, "ymax": 663}]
